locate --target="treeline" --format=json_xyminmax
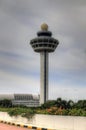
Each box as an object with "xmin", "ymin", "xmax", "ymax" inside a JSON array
[
  {"xmin": 38, "ymin": 98, "xmax": 86, "ymax": 116},
  {"xmin": 0, "ymin": 98, "xmax": 86, "ymax": 110},
  {"xmin": 41, "ymin": 98, "xmax": 86, "ymax": 110},
  {"xmin": 0, "ymin": 98, "xmax": 86, "ymax": 116}
]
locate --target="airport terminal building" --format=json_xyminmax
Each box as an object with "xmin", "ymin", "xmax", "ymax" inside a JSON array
[{"xmin": 0, "ymin": 94, "xmax": 40, "ymax": 107}]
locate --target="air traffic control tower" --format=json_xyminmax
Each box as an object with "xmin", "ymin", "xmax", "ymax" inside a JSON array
[{"xmin": 30, "ymin": 23, "xmax": 59, "ymax": 104}]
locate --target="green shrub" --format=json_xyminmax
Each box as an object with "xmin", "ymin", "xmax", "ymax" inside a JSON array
[{"xmin": 8, "ymin": 108, "xmax": 36, "ymax": 119}]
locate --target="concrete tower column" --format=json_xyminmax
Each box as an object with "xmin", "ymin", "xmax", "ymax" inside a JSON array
[{"xmin": 40, "ymin": 51, "xmax": 48, "ymax": 104}]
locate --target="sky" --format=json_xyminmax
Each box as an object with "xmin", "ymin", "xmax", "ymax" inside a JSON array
[{"xmin": 0, "ymin": 0, "xmax": 86, "ymax": 101}]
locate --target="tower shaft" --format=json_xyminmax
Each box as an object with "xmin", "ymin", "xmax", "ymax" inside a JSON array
[{"xmin": 40, "ymin": 51, "xmax": 48, "ymax": 104}]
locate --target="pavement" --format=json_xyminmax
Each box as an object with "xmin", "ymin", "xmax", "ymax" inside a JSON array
[{"xmin": 0, "ymin": 122, "xmax": 32, "ymax": 130}]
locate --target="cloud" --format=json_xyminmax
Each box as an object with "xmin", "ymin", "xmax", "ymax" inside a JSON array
[
  {"xmin": 49, "ymin": 82, "xmax": 86, "ymax": 101},
  {"xmin": 0, "ymin": 69, "xmax": 39, "ymax": 94}
]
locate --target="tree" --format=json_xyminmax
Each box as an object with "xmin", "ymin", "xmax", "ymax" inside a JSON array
[
  {"xmin": 56, "ymin": 98, "xmax": 68, "ymax": 109},
  {"xmin": 56, "ymin": 98, "xmax": 62, "ymax": 107},
  {"xmin": 41, "ymin": 100, "xmax": 56, "ymax": 109},
  {"xmin": 75, "ymin": 100, "xmax": 86, "ymax": 110},
  {"xmin": 67, "ymin": 100, "xmax": 74, "ymax": 109},
  {"xmin": 0, "ymin": 99, "xmax": 12, "ymax": 107}
]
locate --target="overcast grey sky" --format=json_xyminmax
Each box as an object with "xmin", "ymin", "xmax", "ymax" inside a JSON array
[{"xmin": 0, "ymin": 0, "xmax": 86, "ymax": 101}]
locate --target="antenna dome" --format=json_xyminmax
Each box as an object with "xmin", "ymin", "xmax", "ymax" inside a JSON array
[{"xmin": 41, "ymin": 23, "xmax": 48, "ymax": 31}]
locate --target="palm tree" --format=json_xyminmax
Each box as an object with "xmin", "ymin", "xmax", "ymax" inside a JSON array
[
  {"xmin": 56, "ymin": 98, "xmax": 62, "ymax": 108},
  {"xmin": 67, "ymin": 100, "xmax": 74, "ymax": 109}
]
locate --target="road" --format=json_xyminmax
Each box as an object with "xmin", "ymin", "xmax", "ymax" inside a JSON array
[{"xmin": 0, "ymin": 123, "xmax": 31, "ymax": 130}]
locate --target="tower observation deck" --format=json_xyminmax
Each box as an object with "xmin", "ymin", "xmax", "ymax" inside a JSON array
[{"xmin": 30, "ymin": 23, "xmax": 59, "ymax": 104}]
